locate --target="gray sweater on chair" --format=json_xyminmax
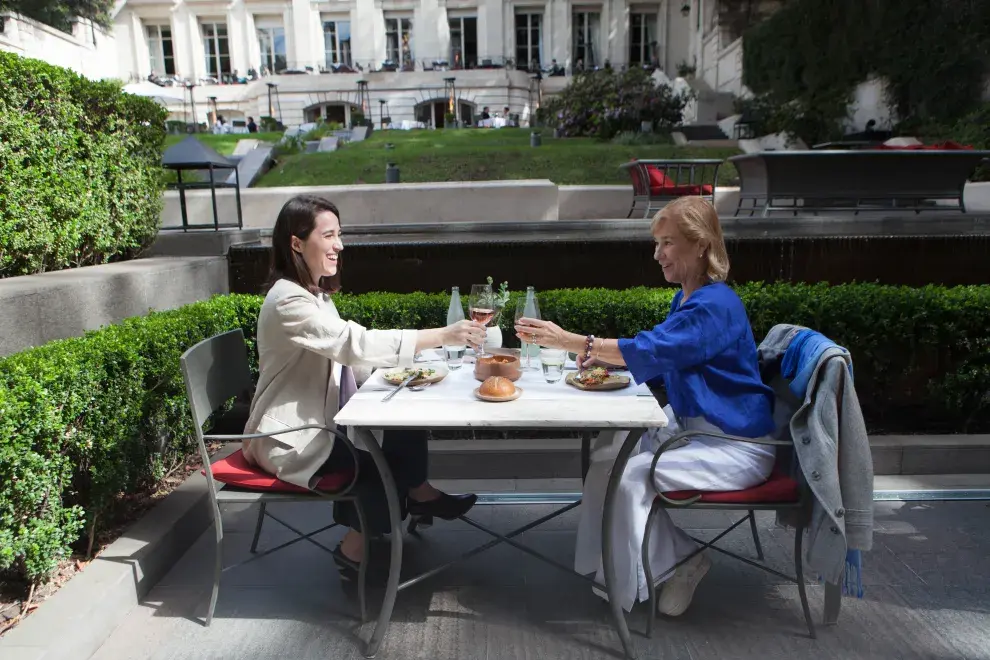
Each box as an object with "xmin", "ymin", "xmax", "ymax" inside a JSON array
[{"xmin": 758, "ymin": 324, "xmax": 875, "ymax": 584}]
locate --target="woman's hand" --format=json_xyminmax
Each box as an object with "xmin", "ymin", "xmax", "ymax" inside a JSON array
[
  {"xmin": 514, "ymin": 317, "xmax": 570, "ymax": 351},
  {"xmin": 443, "ymin": 319, "xmax": 486, "ymax": 348}
]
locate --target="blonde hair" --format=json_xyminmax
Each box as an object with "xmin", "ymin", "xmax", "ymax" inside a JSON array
[{"xmin": 650, "ymin": 196, "xmax": 730, "ymax": 282}]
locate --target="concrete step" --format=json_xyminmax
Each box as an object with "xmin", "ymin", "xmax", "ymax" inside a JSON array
[{"xmin": 426, "ymin": 434, "xmax": 990, "ymax": 480}]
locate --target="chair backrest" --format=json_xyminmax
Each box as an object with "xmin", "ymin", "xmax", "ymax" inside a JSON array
[{"xmin": 180, "ymin": 329, "xmax": 254, "ymax": 433}]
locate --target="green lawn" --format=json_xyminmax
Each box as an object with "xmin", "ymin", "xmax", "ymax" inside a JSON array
[
  {"xmin": 164, "ymin": 132, "xmax": 284, "ymax": 156},
  {"xmin": 256, "ymin": 128, "xmax": 741, "ymax": 187}
]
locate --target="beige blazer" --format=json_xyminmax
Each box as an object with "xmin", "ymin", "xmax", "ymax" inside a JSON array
[{"xmin": 242, "ymin": 278, "xmax": 416, "ymax": 489}]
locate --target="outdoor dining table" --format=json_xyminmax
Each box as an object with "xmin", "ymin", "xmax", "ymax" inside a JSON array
[{"xmin": 334, "ymin": 350, "xmax": 668, "ymax": 658}]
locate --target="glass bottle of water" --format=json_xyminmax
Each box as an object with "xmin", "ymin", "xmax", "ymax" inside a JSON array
[
  {"xmin": 515, "ymin": 286, "xmax": 541, "ymax": 369},
  {"xmin": 445, "ymin": 286, "xmax": 466, "ymax": 367}
]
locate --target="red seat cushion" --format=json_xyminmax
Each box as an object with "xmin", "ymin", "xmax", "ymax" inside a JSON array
[
  {"xmin": 662, "ymin": 470, "xmax": 800, "ymax": 504},
  {"xmin": 205, "ymin": 449, "xmax": 355, "ymax": 494},
  {"xmin": 646, "ymin": 165, "xmax": 714, "ymax": 197}
]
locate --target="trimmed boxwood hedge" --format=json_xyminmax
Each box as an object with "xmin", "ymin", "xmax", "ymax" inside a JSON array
[
  {"xmin": 0, "ymin": 52, "xmax": 167, "ymax": 278},
  {"xmin": 2, "ymin": 283, "xmax": 989, "ymax": 586}
]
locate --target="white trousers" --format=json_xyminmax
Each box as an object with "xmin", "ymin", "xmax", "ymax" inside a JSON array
[{"xmin": 574, "ymin": 405, "xmax": 776, "ymax": 612}]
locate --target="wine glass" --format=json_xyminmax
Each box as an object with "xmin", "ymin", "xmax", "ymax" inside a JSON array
[
  {"xmin": 515, "ymin": 296, "xmax": 541, "ymax": 369},
  {"xmin": 468, "ymin": 283, "xmax": 495, "ymax": 358}
]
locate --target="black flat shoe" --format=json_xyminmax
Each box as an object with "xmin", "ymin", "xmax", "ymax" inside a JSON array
[
  {"xmin": 331, "ymin": 544, "xmax": 387, "ymax": 587},
  {"xmin": 407, "ymin": 491, "xmax": 478, "ymax": 521}
]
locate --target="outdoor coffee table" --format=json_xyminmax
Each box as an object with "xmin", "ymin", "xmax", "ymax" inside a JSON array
[{"xmin": 334, "ymin": 353, "xmax": 668, "ymax": 658}]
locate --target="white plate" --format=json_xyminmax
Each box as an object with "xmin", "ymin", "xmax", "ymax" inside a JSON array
[
  {"xmin": 380, "ymin": 363, "xmax": 449, "ymax": 386},
  {"xmin": 473, "ymin": 386, "xmax": 523, "ymax": 402}
]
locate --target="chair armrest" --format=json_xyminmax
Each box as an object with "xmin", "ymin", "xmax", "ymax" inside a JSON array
[{"xmin": 649, "ymin": 429, "xmax": 792, "ymax": 505}]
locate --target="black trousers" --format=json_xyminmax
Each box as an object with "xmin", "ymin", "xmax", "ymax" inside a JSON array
[{"xmin": 318, "ymin": 429, "xmax": 429, "ymax": 536}]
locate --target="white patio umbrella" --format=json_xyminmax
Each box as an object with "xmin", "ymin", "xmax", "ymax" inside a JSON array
[{"xmin": 122, "ymin": 81, "xmax": 186, "ymax": 106}]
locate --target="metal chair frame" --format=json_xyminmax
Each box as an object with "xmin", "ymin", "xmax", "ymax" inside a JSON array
[
  {"xmin": 179, "ymin": 329, "xmax": 373, "ymax": 626},
  {"xmin": 641, "ymin": 427, "xmax": 821, "ymax": 640},
  {"xmin": 619, "ymin": 159, "xmax": 722, "ymax": 219}
]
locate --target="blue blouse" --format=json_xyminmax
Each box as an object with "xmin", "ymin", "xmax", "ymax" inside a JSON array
[{"xmin": 617, "ymin": 282, "xmax": 775, "ymax": 438}]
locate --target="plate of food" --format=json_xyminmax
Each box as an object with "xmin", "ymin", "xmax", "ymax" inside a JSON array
[
  {"xmin": 474, "ymin": 376, "xmax": 523, "ymax": 402},
  {"xmin": 565, "ymin": 366, "xmax": 631, "ymax": 391},
  {"xmin": 380, "ymin": 364, "xmax": 449, "ymax": 387}
]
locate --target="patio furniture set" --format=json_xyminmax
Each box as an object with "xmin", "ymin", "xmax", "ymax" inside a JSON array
[
  {"xmin": 180, "ymin": 329, "xmax": 849, "ymax": 659},
  {"xmin": 622, "ymin": 148, "xmax": 990, "ymax": 219}
]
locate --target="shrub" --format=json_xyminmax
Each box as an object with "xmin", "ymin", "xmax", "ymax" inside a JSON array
[
  {"xmin": 542, "ymin": 67, "xmax": 688, "ymax": 139},
  {"xmin": 742, "ymin": 0, "xmax": 990, "ymax": 145},
  {"xmin": 0, "ymin": 52, "xmax": 167, "ymax": 278},
  {"xmin": 2, "ymin": 283, "xmax": 989, "ymax": 587}
]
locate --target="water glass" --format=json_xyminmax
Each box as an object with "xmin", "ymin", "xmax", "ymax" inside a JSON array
[
  {"xmin": 541, "ymin": 349, "xmax": 566, "ymax": 383},
  {"xmin": 444, "ymin": 345, "xmax": 466, "ymax": 370}
]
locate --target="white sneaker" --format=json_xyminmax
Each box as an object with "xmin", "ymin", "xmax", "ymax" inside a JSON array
[{"xmin": 657, "ymin": 552, "xmax": 711, "ymax": 617}]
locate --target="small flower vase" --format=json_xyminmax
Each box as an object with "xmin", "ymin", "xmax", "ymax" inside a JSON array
[{"xmin": 486, "ymin": 325, "xmax": 503, "ymax": 349}]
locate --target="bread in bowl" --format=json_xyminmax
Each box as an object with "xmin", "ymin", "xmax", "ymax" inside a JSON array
[{"xmin": 479, "ymin": 376, "xmax": 516, "ymax": 398}]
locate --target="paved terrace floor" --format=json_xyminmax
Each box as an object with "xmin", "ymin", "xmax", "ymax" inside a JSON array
[{"xmin": 91, "ymin": 486, "xmax": 990, "ymax": 660}]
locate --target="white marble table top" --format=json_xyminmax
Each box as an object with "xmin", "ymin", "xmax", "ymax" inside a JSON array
[{"xmin": 335, "ymin": 353, "xmax": 669, "ymax": 430}]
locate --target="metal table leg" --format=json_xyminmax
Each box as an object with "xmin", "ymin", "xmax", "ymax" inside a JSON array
[
  {"xmin": 602, "ymin": 428, "xmax": 646, "ymax": 660},
  {"xmin": 355, "ymin": 427, "xmax": 403, "ymax": 659}
]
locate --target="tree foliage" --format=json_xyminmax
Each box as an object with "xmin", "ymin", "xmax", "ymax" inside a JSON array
[
  {"xmin": 541, "ymin": 68, "xmax": 688, "ymax": 140},
  {"xmin": 0, "ymin": 0, "xmax": 114, "ymax": 31}
]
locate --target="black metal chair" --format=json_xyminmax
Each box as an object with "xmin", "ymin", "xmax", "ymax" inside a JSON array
[{"xmin": 179, "ymin": 329, "xmax": 372, "ymax": 625}]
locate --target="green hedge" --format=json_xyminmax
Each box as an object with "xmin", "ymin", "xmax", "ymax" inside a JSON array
[
  {"xmin": 0, "ymin": 52, "xmax": 167, "ymax": 278},
  {"xmin": 3, "ymin": 283, "xmax": 989, "ymax": 586},
  {"xmin": 741, "ymin": 0, "xmax": 990, "ymax": 144}
]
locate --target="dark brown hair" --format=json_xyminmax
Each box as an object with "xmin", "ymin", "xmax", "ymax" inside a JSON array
[{"xmin": 267, "ymin": 194, "xmax": 342, "ymax": 295}]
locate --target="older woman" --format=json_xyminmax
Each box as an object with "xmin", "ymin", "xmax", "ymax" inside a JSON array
[
  {"xmin": 515, "ymin": 196, "xmax": 776, "ymax": 615},
  {"xmin": 243, "ymin": 194, "xmax": 486, "ymax": 581}
]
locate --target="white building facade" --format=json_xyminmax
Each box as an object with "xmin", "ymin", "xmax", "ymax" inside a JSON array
[{"xmin": 112, "ymin": 0, "xmax": 704, "ymax": 128}]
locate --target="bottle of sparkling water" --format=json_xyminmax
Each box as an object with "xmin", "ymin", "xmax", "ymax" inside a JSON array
[
  {"xmin": 445, "ymin": 287, "xmax": 467, "ymax": 365},
  {"xmin": 520, "ymin": 286, "xmax": 541, "ymax": 368},
  {"xmin": 447, "ymin": 286, "xmax": 465, "ymax": 325}
]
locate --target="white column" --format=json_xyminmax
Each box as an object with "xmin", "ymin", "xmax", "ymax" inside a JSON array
[
  {"xmin": 609, "ymin": 0, "xmax": 630, "ymax": 66},
  {"xmin": 354, "ymin": 1, "xmax": 385, "ymax": 68},
  {"xmin": 289, "ymin": 0, "xmax": 321, "ymax": 70},
  {"xmin": 185, "ymin": 8, "xmax": 206, "ymax": 81},
  {"xmin": 169, "ymin": 3, "xmax": 191, "ymax": 79},
  {"xmin": 226, "ymin": 0, "xmax": 248, "ymax": 76},
  {"xmin": 477, "ymin": 0, "xmax": 503, "ymax": 63},
  {"xmin": 243, "ymin": 12, "xmax": 260, "ymax": 74},
  {"xmin": 128, "ymin": 11, "xmax": 146, "ymax": 81}
]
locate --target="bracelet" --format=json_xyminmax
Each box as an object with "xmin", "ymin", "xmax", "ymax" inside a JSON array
[
  {"xmin": 582, "ymin": 334, "xmax": 595, "ymax": 368},
  {"xmin": 594, "ymin": 338, "xmax": 604, "ymax": 361}
]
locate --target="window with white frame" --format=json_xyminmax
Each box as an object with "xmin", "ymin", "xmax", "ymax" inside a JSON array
[
  {"xmin": 256, "ymin": 18, "xmax": 286, "ymax": 74},
  {"xmin": 629, "ymin": 12, "xmax": 658, "ymax": 67},
  {"xmin": 202, "ymin": 22, "xmax": 230, "ymax": 78},
  {"xmin": 514, "ymin": 11, "xmax": 542, "ymax": 71},
  {"xmin": 385, "ymin": 16, "xmax": 414, "ymax": 70},
  {"xmin": 572, "ymin": 11, "xmax": 601, "ymax": 68},
  {"xmin": 448, "ymin": 15, "xmax": 477, "ymax": 68},
  {"xmin": 146, "ymin": 24, "xmax": 175, "ymax": 75},
  {"xmin": 322, "ymin": 18, "xmax": 352, "ymax": 68}
]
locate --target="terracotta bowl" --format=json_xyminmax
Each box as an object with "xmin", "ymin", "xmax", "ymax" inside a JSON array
[{"xmin": 474, "ymin": 354, "xmax": 522, "ymax": 382}]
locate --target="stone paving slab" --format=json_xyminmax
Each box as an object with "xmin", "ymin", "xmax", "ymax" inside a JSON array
[{"xmin": 88, "ymin": 500, "xmax": 990, "ymax": 660}]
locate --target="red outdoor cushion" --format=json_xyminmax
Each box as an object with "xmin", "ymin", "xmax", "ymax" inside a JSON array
[
  {"xmin": 205, "ymin": 449, "xmax": 355, "ymax": 493},
  {"xmin": 646, "ymin": 165, "xmax": 714, "ymax": 197},
  {"xmin": 662, "ymin": 470, "xmax": 800, "ymax": 505},
  {"xmin": 876, "ymin": 140, "xmax": 973, "ymax": 151}
]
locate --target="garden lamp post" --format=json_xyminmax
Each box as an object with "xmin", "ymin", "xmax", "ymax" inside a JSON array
[
  {"xmin": 185, "ymin": 82, "xmax": 198, "ymax": 133},
  {"xmin": 208, "ymin": 95, "xmax": 218, "ymax": 127},
  {"xmin": 356, "ymin": 80, "xmax": 370, "ymax": 123},
  {"xmin": 266, "ymin": 82, "xmax": 282, "ymax": 126},
  {"xmin": 443, "ymin": 76, "xmax": 457, "ymax": 125},
  {"xmin": 379, "ymin": 98, "xmax": 391, "ymax": 129}
]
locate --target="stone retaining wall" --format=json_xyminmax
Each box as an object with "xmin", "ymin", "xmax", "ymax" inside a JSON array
[{"xmin": 0, "ymin": 257, "xmax": 228, "ymax": 357}]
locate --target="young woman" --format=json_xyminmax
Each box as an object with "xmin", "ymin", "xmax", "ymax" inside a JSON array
[{"xmin": 243, "ymin": 194, "xmax": 485, "ymax": 578}]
